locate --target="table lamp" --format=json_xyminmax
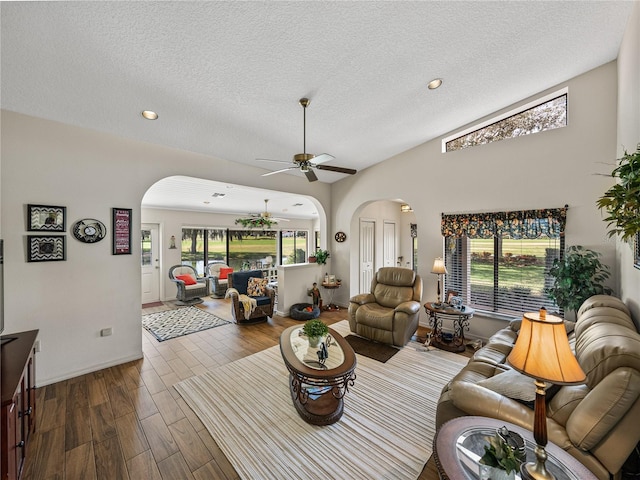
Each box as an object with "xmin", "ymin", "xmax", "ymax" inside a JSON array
[
  {"xmin": 507, "ymin": 309, "xmax": 586, "ymax": 480},
  {"xmin": 431, "ymin": 257, "xmax": 448, "ymax": 304}
]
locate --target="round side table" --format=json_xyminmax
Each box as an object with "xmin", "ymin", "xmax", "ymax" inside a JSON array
[{"xmin": 433, "ymin": 416, "xmax": 598, "ymax": 480}]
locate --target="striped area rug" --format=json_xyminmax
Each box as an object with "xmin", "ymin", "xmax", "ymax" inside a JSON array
[{"xmin": 175, "ymin": 320, "xmax": 468, "ymax": 480}]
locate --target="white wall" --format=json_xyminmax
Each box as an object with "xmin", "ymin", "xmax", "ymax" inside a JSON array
[
  {"xmin": 616, "ymin": 2, "xmax": 640, "ymax": 327},
  {"xmin": 0, "ymin": 112, "xmax": 331, "ymax": 385},
  {"xmin": 333, "ymin": 61, "xmax": 619, "ymax": 340}
]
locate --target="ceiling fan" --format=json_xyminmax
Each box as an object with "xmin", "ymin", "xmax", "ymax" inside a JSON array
[
  {"xmin": 258, "ymin": 98, "xmax": 357, "ymax": 182},
  {"xmin": 248, "ymin": 199, "xmax": 290, "ymax": 222}
]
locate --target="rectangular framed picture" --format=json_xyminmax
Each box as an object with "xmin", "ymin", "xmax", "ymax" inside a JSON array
[
  {"xmin": 112, "ymin": 207, "xmax": 132, "ymax": 255},
  {"xmin": 329, "ymin": 274, "xmax": 336, "ymax": 284},
  {"xmin": 27, "ymin": 235, "xmax": 66, "ymax": 262},
  {"xmin": 635, "ymin": 233, "xmax": 640, "ymax": 270},
  {"xmin": 27, "ymin": 204, "xmax": 66, "ymax": 232}
]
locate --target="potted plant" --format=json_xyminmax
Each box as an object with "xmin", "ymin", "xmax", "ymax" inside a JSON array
[
  {"xmin": 545, "ymin": 245, "xmax": 613, "ymax": 316},
  {"xmin": 479, "ymin": 428, "xmax": 526, "ymax": 480},
  {"xmin": 315, "ymin": 249, "xmax": 330, "ymax": 265},
  {"xmin": 302, "ymin": 319, "xmax": 329, "ymax": 347},
  {"xmin": 596, "ymin": 145, "xmax": 640, "ymax": 242}
]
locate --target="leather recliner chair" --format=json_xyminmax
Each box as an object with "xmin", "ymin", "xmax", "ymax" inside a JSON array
[{"xmin": 348, "ymin": 267, "xmax": 422, "ymax": 347}]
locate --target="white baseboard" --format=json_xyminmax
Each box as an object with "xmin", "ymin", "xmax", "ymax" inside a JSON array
[{"xmin": 38, "ymin": 351, "xmax": 144, "ymax": 386}]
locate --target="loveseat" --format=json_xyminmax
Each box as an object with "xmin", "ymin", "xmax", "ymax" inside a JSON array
[{"xmin": 435, "ymin": 295, "xmax": 640, "ymax": 480}]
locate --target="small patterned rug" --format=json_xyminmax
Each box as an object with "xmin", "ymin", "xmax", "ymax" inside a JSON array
[{"xmin": 142, "ymin": 306, "xmax": 230, "ymax": 342}]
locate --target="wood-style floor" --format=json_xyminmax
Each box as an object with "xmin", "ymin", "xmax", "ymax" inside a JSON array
[{"xmin": 22, "ymin": 298, "xmax": 450, "ymax": 480}]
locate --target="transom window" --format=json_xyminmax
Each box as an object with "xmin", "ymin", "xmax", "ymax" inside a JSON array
[
  {"xmin": 443, "ymin": 88, "xmax": 568, "ymax": 153},
  {"xmin": 442, "ymin": 208, "xmax": 566, "ymax": 316}
]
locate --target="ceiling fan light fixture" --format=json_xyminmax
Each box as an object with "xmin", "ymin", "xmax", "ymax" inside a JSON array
[
  {"xmin": 427, "ymin": 78, "xmax": 443, "ymax": 90},
  {"xmin": 141, "ymin": 110, "xmax": 158, "ymax": 120}
]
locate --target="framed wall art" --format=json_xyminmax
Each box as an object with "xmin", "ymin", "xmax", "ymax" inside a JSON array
[
  {"xmin": 112, "ymin": 208, "xmax": 132, "ymax": 255},
  {"xmin": 635, "ymin": 232, "xmax": 640, "ymax": 270},
  {"xmin": 27, "ymin": 204, "xmax": 66, "ymax": 232},
  {"xmin": 27, "ymin": 235, "xmax": 66, "ymax": 262}
]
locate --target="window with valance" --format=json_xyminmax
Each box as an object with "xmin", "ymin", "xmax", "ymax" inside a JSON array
[{"xmin": 441, "ymin": 207, "xmax": 566, "ymax": 316}]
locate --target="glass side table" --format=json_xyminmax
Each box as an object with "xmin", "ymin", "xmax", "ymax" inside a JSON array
[{"xmin": 433, "ymin": 416, "xmax": 598, "ymax": 480}]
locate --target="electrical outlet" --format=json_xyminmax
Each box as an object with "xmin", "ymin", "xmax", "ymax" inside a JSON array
[
  {"xmin": 100, "ymin": 328, "xmax": 113, "ymax": 337},
  {"xmin": 34, "ymin": 340, "xmax": 41, "ymax": 352}
]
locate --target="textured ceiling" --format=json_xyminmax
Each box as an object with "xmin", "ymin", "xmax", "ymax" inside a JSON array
[{"xmin": 0, "ymin": 1, "xmax": 633, "ymax": 213}]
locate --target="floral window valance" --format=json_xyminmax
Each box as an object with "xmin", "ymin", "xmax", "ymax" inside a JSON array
[{"xmin": 441, "ymin": 207, "xmax": 567, "ymax": 239}]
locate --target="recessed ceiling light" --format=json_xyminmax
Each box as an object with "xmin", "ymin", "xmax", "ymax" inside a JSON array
[
  {"xmin": 203, "ymin": 201, "xmax": 210, "ymax": 204},
  {"xmin": 141, "ymin": 110, "xmax": 158, "ymax": 120},
  {"xmin": 427, "ymin": 78, "xmax": 443, "ymax": 90}
]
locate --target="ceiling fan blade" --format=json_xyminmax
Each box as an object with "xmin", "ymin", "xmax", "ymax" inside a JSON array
[
  {"xmin": 256, "ymin": 158, "xmax": 292, "ymax": 165},
  {"xmin": 305, "ymin": 169, "xmax": 318, "ymax": 182},
  {"xmin": 316, "ymin": 164, "xmax": 357, "ymax": 175},
  {"xmin": 273, "ymin": 217, "xmax": 290, "ymax": 222},
  {"xmin": 311, "ymin": 153, "xmax": 335, "ymax": 165},
  {"xmin": 261, "ymin": 167, "xmax": 296, "ymax": 177}
]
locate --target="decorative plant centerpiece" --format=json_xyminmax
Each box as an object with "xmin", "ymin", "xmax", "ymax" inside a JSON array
[
  {"xmin": 479, "ymin": 427, "xmax": 526, "ymax": 480},
  {"xmin": 315, "ymin": 249, "xmax": 330, "ymax": 265},
  {"xmin": 545, "ymin": 245, "xmax": 612, "ymax": 316},
  {"xmin": 234, "ymin": 217, "xmax": 277, "ymax": 230},
  {"xmin": 597, "ymin": 145, "xmax": 640, "ymax": 242},
  {"xmin": 302, "ymin": 319, "xmax": 329, "ymax": 347}
]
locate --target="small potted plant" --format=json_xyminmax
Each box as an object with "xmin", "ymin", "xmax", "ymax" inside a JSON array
[
  {"xmin": 479, "ymin": 428, "xmax": 526, "ymax": 480},
  {"xmin": 302, "ymin": 319, "xmax": 329, "ymax": 347},
  {"xmin": 315, "ymin": 249, "xmax": 330, "ymax": 265}
]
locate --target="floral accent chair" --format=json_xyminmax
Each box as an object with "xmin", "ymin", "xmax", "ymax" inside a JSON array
[
  {"xmin": 168, "ymin": 265, "xmax": 209, "ymax": 305},
  {"xmin": 227, "ymin": 270, "xmax": 275, "ymax": 323}
]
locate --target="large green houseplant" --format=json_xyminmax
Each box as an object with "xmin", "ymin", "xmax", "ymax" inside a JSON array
[
  {"xmin": 596, "ymin": 145, "xmax": 640, "ymax": 242},
  {"xmin": 545, "ymin": 246, "xmax": 612, "ymax": 314}
]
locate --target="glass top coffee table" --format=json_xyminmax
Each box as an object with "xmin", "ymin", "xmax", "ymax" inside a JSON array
[
  {"xmin": 433, "ymin": 416, "xmax": 597, "ymax": 480},
  {"xmin": 279, "ymin": 325, "xmax": 356, "ymax": 425}
]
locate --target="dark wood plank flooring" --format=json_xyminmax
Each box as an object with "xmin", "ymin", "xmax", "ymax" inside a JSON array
[{"xmin": 22, "ymin": 298, "xmax": 456, "ymax": 480}]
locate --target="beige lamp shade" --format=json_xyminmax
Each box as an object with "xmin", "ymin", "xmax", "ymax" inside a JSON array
[
  {"xmin": 508, "ymin": 311, "xmax": 586, "ymax": 385},
  {"xmin": 431, "ymin": 257, "xmax": 448, "ymax": 275}
]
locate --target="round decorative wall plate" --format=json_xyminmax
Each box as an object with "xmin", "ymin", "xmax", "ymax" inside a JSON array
[
  {"xmin": 335, "ymin": 231, "xmax": 347, "ymax": 243},
  {"xmin": 72, "ymin": 218, "xmax": 106, "ymax": 243}
]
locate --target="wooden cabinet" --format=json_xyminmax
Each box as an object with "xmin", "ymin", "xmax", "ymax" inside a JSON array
[{"xmin": 1, "ymin": 330, "xmax": 38, "ymax": 480}]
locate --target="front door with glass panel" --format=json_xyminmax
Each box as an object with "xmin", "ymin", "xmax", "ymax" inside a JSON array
[{"xmin": 141, "ymin": 224, "xmax": 160, "ymax": 304}]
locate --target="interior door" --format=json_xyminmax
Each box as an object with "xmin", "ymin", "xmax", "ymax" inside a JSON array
[
  {"xmin": 383, "ymin": 221, "xmax": 396, "ymax": 267},
  {"xmin": 141, "ymin": 224, "xmax": 160, "ymax": 304},
  {"xmin": 360, "ymin": 219, "xmax": 375, "ymax": 293}
]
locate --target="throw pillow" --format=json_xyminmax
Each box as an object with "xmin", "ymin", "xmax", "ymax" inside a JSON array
[
  {"xmin": 176, "ymin": 274, "xmax": 197, "ymax": 285},
  {"xmin": 477, "ymin": 368, "xmax": 560, "ymax": 408},
  {"xmin": 219, "ymin": 267, "xmax": 233, "ymax": 280},
  {"xmin": 247, "ymin": 277, "xmax": 268, "ymax": 297}
]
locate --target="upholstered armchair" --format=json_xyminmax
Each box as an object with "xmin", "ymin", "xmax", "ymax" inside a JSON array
[
  {"xmin": 168, "ymin": 265, "xmax": 209, "ymax": 305},
  {"xmin": 348, "ymin": 267, "xmax": 422, "ymax": 347},
  {"xmin": 206, "ymin": 262, "xmax": 233, "ymax": 298},
  {"xmin": 227, "ymin": 270, "xmax": 275, "ymax": 323}
]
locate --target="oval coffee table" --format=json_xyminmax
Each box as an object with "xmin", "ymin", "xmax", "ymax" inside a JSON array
[{"xmin": 279, "ymin": 325, "xmax": 357, "ymax": 425}]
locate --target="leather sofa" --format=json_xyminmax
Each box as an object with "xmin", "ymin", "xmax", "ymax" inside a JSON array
[
  {"xmin": 348, "ymin": 267, "xmax": 422, "ymax": 347},
  {"xmin": 435, "ymin": 295, "xmax": 640, "ymax": 480}
]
